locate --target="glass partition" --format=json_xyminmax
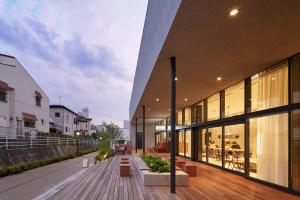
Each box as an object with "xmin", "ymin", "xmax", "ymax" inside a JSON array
[
  {"xmin": 185, "ymin": 129, "xmax": 192, "ymax": 158},
  {"xmin": 251, "ymin": 63, "xmax": 288, "ymax": 112},
  {"xmin": 207, "ymin": 127, "xmax": 222, "ymax": 166},
  {"xmin": 177, "ymin": 111, "xmax": 183, "ymax": 127},
  {"xmin": 197, "ymin": 128, "xmax": 207, "ymax": 162},
  {"xmin": 184, "ymin": 107, "xmax": 192, "ymax": 125},
  {"xmin": 207, "ymin": 93, "xmax": 220, "ymax": 121},
  {"xmin": 225, "ymin": 81, "xmax": 244, "ymax": 117},
  {"xmin": 292, "ymin": 110, "xmax": 300, "ymax": 192},
  {"xmin": 292, "ymin": 53, "xmax": 300, "ymax": 103},
  {"xmin": 249, "ymin": 113, "xmax": 288, "ymax": 187},
  {"xmin": 224, "ymin": 124, "xmax": 245, "ymax": 173},
  {"xmin": 196, "ymin": 101, "xmax": 204, "ymax": 123},
  {"xmin": 178, "ymin": 130, "xmax": 184, "ymax": 156}
]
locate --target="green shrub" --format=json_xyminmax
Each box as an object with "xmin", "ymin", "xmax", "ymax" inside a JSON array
[
  {"xmin": 141, "ymin": 154, "xmax": 170, "ymax": 173},
  {"xmin": 0, "ymin": 149, "xmax": 96, "ymax": 178},
  {"xmin": 95, "ymin": 148, "xmax": 114, "ymax": 161}
]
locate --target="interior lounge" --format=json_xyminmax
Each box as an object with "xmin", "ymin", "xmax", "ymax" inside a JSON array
[{"xmin": 154, "ymin": 53, "xmax": 300, "ymax": 193}]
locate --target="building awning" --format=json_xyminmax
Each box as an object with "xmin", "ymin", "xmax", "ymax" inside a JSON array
[
  {"xmin": 35, "ymin": 91, "xmax": 42, "ymax": 98},
  {"xmin": 23, "ymin": 113, "xmax": 37, "ymax": 121},
  {"xmin": 0, "ymin": 80, "xmax": 9, "ymax": 92}
]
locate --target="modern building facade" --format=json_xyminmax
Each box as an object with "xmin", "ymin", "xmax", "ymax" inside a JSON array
[
  {"xmin": 130, "ymin": 0, "xmax": 300, "ymax": 195},
  {"xmin": 50, "ymin": 105, "xmax": 92, "ymax": 136},
  {"xmin": 0, "ymin": 53, "xmax": 51, "ymax": 137}
]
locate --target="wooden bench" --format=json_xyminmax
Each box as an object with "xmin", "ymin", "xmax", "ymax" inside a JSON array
[
  {"xmin": 120, "ymin": 164, "xmax": 130, "ymax": 177},
  {"xmin": 176, "ymin": 160, "xmax": 186, "ymax": 168},
  {"xmin": 182, "ymin": 164, "xmax": 197, "ymax": 177}
]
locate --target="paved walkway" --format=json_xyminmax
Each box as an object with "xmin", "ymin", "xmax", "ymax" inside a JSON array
[{"xmin": 0, "ymin": 152, "xmax": 97, "ymax": 200}]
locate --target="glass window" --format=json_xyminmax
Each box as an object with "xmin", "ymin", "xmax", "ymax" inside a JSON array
[
  {"xmin": 249, "ymin": 113, "xmax": 288, "ymax": 187},
  {"xmin": 24, "ymin": 120, "xmax": 35, "ymax": 128},
  {"xmin": 55, "ymin": 112, "xmax": 60, "ymax": 117},
  {"xmin": 207, "ymin": 93, "xmax": 220, "ymax": 121},
  {"xmin": 225, "ymin": 81, "xmax": 244, "ymax": 117},
  {"xmin": 0, "ymin": 91, "xmax": 6, "ymax": 102},
  {"xmin": 292, "ymin": 110, "xmax": 300, "ymax": 192},
  {"xmin": 178, "ymin": 130, "xmax": 184, "ymax": 156},
  {"xmin": 251, "ymin": 63, "xmax": 288, "ymax": 112},
  {"xmin": 207, "ymin": 127, "xmax": 222, "ymax": 166},
  {"xmin": 177, "ymin": 111, "xmax": 183, "ymax": 127},
  {"xmin": 224, "ymin": 124, "xmax": 245, "ymax": 173},
  {"xmin": 35, "ymin": 96, "xmax": 41, "ymax": 107},
  {"xmin": 185, "ymin": 129, "xmax": 192, "ymax": 158},
  {"xmin": 292, "ymin": 53, "xmax": 300, "ymax": 103},
  {"xmin": 184, "ymin": 107, "xmax": 191, "ymax": 125},
  {"xmin": 197, "ymin": 128, "xmax": 207, "ymax": 162},
  {"xmin": 196, "ymin": 101, "xmax": 204, "ymax": 123}
]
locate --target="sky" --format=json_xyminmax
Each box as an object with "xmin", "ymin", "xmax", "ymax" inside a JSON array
[{"xmin": 0, "ymin": 0, "xmax": 148, "ymax": 127}]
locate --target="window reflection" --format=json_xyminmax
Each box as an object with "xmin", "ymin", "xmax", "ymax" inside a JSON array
[
  {"xmin": 184, "ymin": 107, "xmax": 191, "ymax": 125},
  {"xmin": 292, "ymin": 110, "xmax": 300, "ymax": 192},
  {"xmin": 178, "ymin": 130, "xmax": 184, "ymax": 156},
  {"xmin": 185, "ymin": 129, "xmax": 191, "ymax": 158},
  {"xmin": 225, "ymin": 82, "xmax": 244, "ymax": 117},
  {"xmin": 207, "ymin": 93, "xmax": 220, "ymax": 121}
]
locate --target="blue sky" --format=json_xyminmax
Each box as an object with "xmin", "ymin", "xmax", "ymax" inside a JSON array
[{"xmin": 0, "ymin": 0, "xmax": 148, "ymax": 126}]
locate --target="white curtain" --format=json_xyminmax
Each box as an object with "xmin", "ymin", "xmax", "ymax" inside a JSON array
[
  {"xmin": 255, "ymin": 114, "xmax": 288, "ymax": 187},
  {"xmin": 257, "ymin": 65, "xmax": 288, "ymax": 110}
]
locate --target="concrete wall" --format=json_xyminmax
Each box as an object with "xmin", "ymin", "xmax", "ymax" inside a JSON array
[
  {"xmin": 0, "ymin": 145, "xmax": 96, "ymax": 168},
  {"xmin": 0, "ymin": 55, "xmax": 51, "ymax": 135},
  {"xmin": 130, "ymin": 123, "xmax": 156, "ymax": 149},
  {"xmin": 129, "ymin": 0, "xmax": 181, "ymax": 120}
]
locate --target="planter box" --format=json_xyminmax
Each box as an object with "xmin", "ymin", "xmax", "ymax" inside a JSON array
[{"xmin": 134, "ymin": 156, "xmax": 189, "ymax": 186}]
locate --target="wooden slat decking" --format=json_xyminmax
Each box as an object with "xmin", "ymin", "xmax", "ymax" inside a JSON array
[{"xmin": 49, "ymin": 155, "xmax": 300, "ymax": 200}]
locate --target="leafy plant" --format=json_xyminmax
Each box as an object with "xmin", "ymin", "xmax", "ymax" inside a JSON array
[
  {"xmin": 0, "ymin": 149, "xmax": 96, "ymax": 178},
  {"xmin": 141, "ymin": 154, "xmax": 170, "ymax": 173}
]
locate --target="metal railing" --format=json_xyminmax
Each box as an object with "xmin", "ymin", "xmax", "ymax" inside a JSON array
[{"xmin": 0, "ymin": 127, "xmax": 98, "ymax": 150}]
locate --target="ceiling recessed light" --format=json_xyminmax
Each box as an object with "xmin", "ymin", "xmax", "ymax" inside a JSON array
[
  {"xmin": 184, "ymin": 98, "xmax": 188, "ymax": 101},
  {"xmin": 217, "ymin": 77, "xmax": 222, "ymax": 81},
  {"xmin": 147, "ymin": 108, "xmax": 151, "ymax": 112},
  {"xmin": 168, "ymin": 108, "xmax": 171, "ymax": 111},
  {"xmin": 230, "ymin": 9, "xmax": 238, "ymax": 16},
  {"xmin": 271, "ymin": 77, "xmax": 276, "ymax": 80},
  {"xmin": 175, "ymin": 77, "xmax": 178, "ymax": 81},
  {"xmin": 155, "ymin": 98, "xmax": 160, "ymax": 102}
]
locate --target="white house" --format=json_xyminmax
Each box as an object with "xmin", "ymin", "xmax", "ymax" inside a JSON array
[
  {"xmin": 49, "ymin": 105, "xmax": 78, "ymax": 136},
  {"xmin": 50, "ymin": 105, "xmax": 92, "ymax": 136},
  {"xmin": 0, "ymin": 53, "xmax": 51, "ymax": 138}
]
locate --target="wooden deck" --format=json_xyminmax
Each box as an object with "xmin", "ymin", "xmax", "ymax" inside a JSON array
[{"xmin": 49, "ymin": 155, "xmax": 300, "ymax": 200}]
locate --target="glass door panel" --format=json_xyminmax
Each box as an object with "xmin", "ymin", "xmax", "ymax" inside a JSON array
[
  {"xmin": 224, "ymin": 124, "xmax": 245, "ymax": 173},
  {"xmin": 178, "ymin": 130, "xmax": 184, "ymax": 156},
  {"xmin": 185, "ymin": 129, "xmax": 192, "ymax": 158},
  {"xmin": 207, "ymin": 127, "xmax": 222, "ymax": 166}
]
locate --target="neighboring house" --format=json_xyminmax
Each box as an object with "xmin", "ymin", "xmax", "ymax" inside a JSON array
[
  {"xmin": 0, "ymin": 53, "xmax": 51, "ymax": 138},
  {"xmin": 50, "ymin": 105, "xmax": 78, "ymax": 136},
  {"xmin": 76, "ymin": 114, "xmax": 92, "ymax": 136},
  {"xmin": 49, "ymin": 105, "xmax": 92, "ymax": 136}
]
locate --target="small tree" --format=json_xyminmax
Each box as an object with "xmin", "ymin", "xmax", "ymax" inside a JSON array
[{"xmin": 95, "ymin": 122, "xmax": 123, "ymax": 161}]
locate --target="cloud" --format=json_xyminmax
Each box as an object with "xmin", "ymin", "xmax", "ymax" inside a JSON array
[{"xmin": 0, "ymin": 0, "xmax": 148, "ymax": 126}]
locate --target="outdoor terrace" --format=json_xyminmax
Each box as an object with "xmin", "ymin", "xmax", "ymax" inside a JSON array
[{"xmin": 50, "ymin": 153, "xmax": 300, "ymax": 200}]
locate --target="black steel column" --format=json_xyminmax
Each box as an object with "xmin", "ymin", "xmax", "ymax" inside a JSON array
[
  {"xmin": 142, "ymin": 105, "xmax": 145, "ymax": 154},
  {"xmin": 135, "ymin": 117, "xmax": 138, "ymax": 153},
  {"xmin": 170, "ymin": 56, "xmax": 176, "ymax": 193}
]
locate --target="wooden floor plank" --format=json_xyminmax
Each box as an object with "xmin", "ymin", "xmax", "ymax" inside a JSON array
[{"xmin": 48, "ymin": 154, "xmax": 300, "ymax": 200}]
